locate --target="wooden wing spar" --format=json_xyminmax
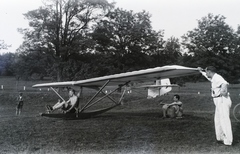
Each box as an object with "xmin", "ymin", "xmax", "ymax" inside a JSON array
[{"xmin": 32, "ymin": 65, "xmax": 199, "ymax": 88}]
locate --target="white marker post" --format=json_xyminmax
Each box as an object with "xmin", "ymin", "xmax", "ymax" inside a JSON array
[{"xmin": 1, "ymin": 85, "xmax": 3, "ymax": 90}]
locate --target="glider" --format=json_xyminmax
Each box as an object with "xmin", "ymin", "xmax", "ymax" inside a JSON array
[{"xmin": 32, "ymin": 65, "xmax": 199, "ymax": 119}]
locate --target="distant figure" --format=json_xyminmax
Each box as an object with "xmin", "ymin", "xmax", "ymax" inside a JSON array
[
  {"xmin": 198, "ymin": 66, "xmax": 232, "ymax": 146},
  {"xmin": 46, "ymin": 88, "xmax": 78, "ymax": 114},
  {"xmin": 160, "ymin": 94, "xmax": 183, "ymax": 118},
  {"xmin": 16, "ymin": 92, "xmax": 24, "ymax": 115}
]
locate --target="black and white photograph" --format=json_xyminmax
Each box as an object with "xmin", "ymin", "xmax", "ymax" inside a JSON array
[{"xmin": 1, "ymin": 0, "xmax": 240, "ymax": 153}]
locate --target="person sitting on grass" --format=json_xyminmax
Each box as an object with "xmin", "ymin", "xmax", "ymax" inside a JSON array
[
  {"xmin": 46, "ymin": 88, "xmax": 79, "ymax": 114},
  {"xmin": 160, "ymin": 94, "xmax": 183, "ymax": 119}
]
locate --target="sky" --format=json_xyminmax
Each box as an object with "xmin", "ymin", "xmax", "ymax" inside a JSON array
[{"xmin": 0, "ymin": 0, "xmax": 239, "ymax": 53}]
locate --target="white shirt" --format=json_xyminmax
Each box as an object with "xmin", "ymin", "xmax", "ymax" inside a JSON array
[
  {"xmin": 68, "ymin": 95, "xmax": 78, "ymax": 106},
  {"xmin": 211, "ymin": 73, "xmax": 228, "ymax": 97},
  {"xmin": 201, "ymin": 72, "xmax": 228, "ymax": 97}
]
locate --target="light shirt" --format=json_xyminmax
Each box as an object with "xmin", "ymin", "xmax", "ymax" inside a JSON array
[
  {"xmin": 210, "ymin": 73, "xmax": 228, "ymax": 97},
  {"xmin": 69, "ymin": 95, "xmax": 78, "ymax": 106},
  {"xmin": 201, "ymin": 72, "xmax": 228, "ymax": 97},
  {"xmin": 18, "ymin": 96, "xmax": 23, "ymax": 101}
]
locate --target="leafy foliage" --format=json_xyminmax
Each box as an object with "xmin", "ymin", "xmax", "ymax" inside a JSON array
[
  {"xmin": 17, "ymin": 0, "xmax": 113, "ymax": 81},
  {"xmin": 1, "ymin": 2, "xmax": 240, "ymax": 84},
  {"xmin": 152, "ymin": 37, "xmax": 182, "ymax": 66},
  {"xmin": 0, "ymin": 53, "xmax": 15, "ymax": 76},
  {"xmin": 182, "ymin": 14, "xmax": 240, "ymax": 82},
  {"xmin": 0, "ymin": 40, "xmax": 11, "ymax": 50},
  {"xmin": 13, "ymin": 50, "xmax": 51, "ymax": 80},
  {"xmin": 92, "ymin": 8, "xmax": 164, "ymax": 71}
]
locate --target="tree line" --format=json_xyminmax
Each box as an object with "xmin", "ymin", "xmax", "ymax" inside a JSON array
[{"xmin": 0, "ymin": 0, "xmax": 240, "ymax": 83}]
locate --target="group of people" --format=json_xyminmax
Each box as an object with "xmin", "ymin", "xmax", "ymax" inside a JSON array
[
  {"xmin": 15, "ymin": 88, "xmax": 79, "ymax": 116},
  {"xmin": 161, "ymin": 66, "xmax": 232, "ymax": 146},
  {"xmin": 15, "ymin": 65, "xmax": 233, "ymax": 146}
]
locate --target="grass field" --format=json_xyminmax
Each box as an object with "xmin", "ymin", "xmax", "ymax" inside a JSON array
[{"xmin": 1, "ymin": 77, "xmax": 240, "ymax": 153}]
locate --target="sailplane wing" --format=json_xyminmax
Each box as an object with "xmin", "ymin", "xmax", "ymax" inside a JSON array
[{"xmin": 32, "ymin": 65, "xmax": 199, "ymax": 88}]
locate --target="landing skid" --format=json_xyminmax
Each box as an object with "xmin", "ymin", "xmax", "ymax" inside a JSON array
[
  {"xmin": 42, "ymin": 80, "xmax": 128, "ymax": 119},
  {"xmin": 40, "ymin": 104, "xmax": 120, "ymax": 119}
]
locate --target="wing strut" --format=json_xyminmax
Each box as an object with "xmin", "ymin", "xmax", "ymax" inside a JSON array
[
  {"xmin": 100, "ymin": 90, "xmax": 119, "ymax": 104},
  {"xmin": 99, "ymin": 88, "xmax": 126, "ymax": 105},
  {"xmin": 118, "ymin": 88, "xmax": 126, "ymax": 104},
  {"xmin": 50, "ymin": 87, "xmax": 66, "ymax": 102},
  {"xmin": 80, "ymin": 80, "xmax": 110, "ymax": 112},
  {"xmin": 82, "ymin": 85, "xmax": 121, "ymax": 111},
  {"xmin": 80, "ymin": 80, "xmax": 129, "ymax": 112}
]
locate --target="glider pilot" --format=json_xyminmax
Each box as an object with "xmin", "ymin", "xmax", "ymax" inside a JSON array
[{"xmin": 47, "ymin": 88, "xmax": 78, "ymax": 113}]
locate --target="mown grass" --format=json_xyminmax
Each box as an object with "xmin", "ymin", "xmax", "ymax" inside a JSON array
[{"xmin": 1, "ymin": 77, "xmax": 240, "ymax": 153}]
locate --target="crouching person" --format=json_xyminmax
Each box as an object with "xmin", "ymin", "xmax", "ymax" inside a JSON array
[{"xmin": 160, "ymin": 94, "xmax": 183, "ymax": 119}]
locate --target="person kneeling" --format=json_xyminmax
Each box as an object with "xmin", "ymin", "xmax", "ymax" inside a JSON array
[
  {"xmin": 160, "ymin": 94, "xmax": 183, "ymax": 119},
  {"xmin": 47, "ymin": 89, "xmax": 78, "ymax": 114}
]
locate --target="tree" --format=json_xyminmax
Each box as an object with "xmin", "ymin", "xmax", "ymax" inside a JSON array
[
  {"xmin": 155, "ymin": 37, "xmax": 181, "ymax": 66},
  {"xmin": 14, "ymin": 50, "xmax": 51, "ymax": 80},
  {"xmin": 18, "ymin": 0, "xmax": 113, "ymax": 81},
  {"xmin": 0, "ymin": 40, "xmax": 11, "ymax": 50},
  {"xmin": 182, "ymin": 14, "xmax": 240, "ymax": 82},
  {"xmin": 0, "ymin": 53, "xmax": 15, "ymax": 76},
  {"xmin": 92, "ymin": 8, "xmax": 164, "ymax": 72}
]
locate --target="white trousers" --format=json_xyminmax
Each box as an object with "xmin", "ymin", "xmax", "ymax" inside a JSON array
[{"xmin": 213, "ymin": 96, "xmax": 233, "ymax": 145}]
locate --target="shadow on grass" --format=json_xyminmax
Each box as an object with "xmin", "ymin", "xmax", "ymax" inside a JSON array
[{"xmin": 100, "ymin": 110, "xmax": 212, "ymax": 120}]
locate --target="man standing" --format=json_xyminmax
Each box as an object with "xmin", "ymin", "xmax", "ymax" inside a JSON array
[{"xmin": 198, "ymin": 66, "xmax": 233, "ymax": 145}]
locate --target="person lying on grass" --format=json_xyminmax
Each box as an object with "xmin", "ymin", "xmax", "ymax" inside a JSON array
[
  {"xmin": 46, "ymin": 88, "xmax": 79, "ymax": 114},
  {"xmin": 160, "ymin": 94, "xmax": 183, "ymax": 119}
]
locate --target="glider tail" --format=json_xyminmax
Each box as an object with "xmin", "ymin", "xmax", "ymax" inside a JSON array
[{"xmin": 147, "ymin": 78, "xmax": 172, "ymax": 98}]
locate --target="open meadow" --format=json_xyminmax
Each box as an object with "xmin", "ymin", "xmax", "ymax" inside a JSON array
[{"xmin": 1, "ymin": 77, "xmax": 240, "ymax": 154}]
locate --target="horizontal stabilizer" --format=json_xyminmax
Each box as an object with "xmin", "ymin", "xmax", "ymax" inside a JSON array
[
  {"xmin": 138, "ymin": 84, "xmax": 179, "ymax": 88},
  {"xmin": 147, "ymin": 78, "xmax": 173, "ymax": 99}
]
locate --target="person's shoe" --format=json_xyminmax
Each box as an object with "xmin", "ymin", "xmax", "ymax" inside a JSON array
[
  {"xmin": 224, "ymin": 142, "xmax": 232, "ymax": 146},
  {"xmin": 223, "ymin": 139, "xmax": 232, "ymax": 146}
]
